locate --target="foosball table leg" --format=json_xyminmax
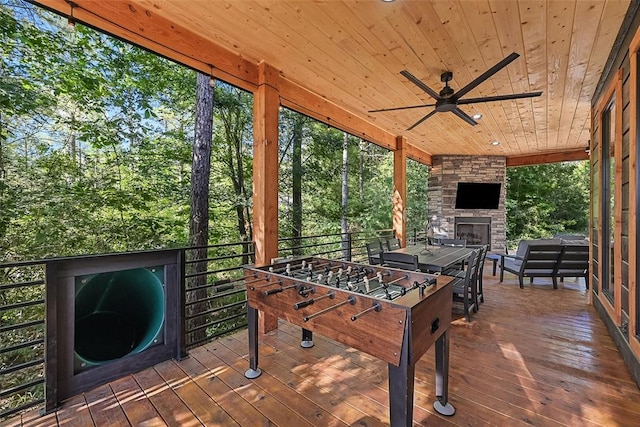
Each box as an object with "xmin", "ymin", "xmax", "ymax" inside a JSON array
[
  {"xmin": 301, "ymin": 328, "xmax": 314, "ymax": 348},
  {"xmin": 244, "ymin": 306, "xmax": 262, "ymax": 379},
  {"xmin": 433, "ymin": 329, "xmax": 455, "ymax": 416},
  {"xmin": 387, "ymin": 323, "xmax": 414, "ymax": 427}
]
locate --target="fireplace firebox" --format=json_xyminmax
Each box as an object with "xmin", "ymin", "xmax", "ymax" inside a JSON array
[{"xmin": 454, "ymin": 217, "xmax": 491, "ymax": 250}]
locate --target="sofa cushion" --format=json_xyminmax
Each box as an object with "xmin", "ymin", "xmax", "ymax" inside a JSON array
[
  {"xmin": 515, "ymin": 239, "xmax": 562, "ymax": 258},
  {"xmin": 560, "ymin": 238, "xmax": 589, "ymax": 245},
  {"xmin": 502, "ymin": 257, "xmax": 522, "ymax": 272},
  {"xmin": 554, "ymin": 234, "xmax": 587, "ymax": 240}
]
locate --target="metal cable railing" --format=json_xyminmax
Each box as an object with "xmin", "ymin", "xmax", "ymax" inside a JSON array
[
  {"xmin": 0, "ymin": 261, "xmax": 47, "ymax": 420},
  {"xmin": 0, "ymin": 228, "xmax": 396, "ymax": 420}
]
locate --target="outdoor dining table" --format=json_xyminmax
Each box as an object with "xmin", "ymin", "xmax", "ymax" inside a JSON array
[{"xmin": 390, "ymin": 244, "xmax": 475, "ymax": 273}]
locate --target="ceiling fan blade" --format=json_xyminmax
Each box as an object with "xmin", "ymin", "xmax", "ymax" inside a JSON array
[
  {"xmin": 368, "ymin": 103, "xmax": 437, "ymax": 113},
  {"xmin": 407, "ymin": 109, "xmax": 438, "ymax": 131},
  {"xmin": 455, "ymin": 52, "xmax": 520, "ymax": 99},
  {"xmin": 458, "ymin": 91, "xmax": 543, "ymax": 105},
  {"xmin": 451, "ymin": 107, "xmax": 478, "ymax": 126},
  {"xmin": 400, "ymin": 70, "xmax": 442, "ymax": 100}
]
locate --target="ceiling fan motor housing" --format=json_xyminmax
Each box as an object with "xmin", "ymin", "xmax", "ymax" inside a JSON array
[{"xmin": 440, "ymin": 71, "xmax": 453, "ymax": 82}]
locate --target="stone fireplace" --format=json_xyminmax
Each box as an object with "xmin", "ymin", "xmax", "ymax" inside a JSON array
[{"xmin": 427, "ymin": 155, "xmax": 506, "ymax": 253}]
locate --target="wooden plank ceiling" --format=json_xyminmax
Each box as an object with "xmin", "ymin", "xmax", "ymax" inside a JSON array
[{"xmin": 34, "ymin": 0, "xmax": 630, "ymax": 160}]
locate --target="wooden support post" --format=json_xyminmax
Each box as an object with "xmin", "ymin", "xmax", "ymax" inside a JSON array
[
  {"xmin": 393, "ymin": 136, "xmax": 407, "ymax": 247},
  {"xmin": 253, "ymin": 61, "xmax": 280, "ymax": 333}
]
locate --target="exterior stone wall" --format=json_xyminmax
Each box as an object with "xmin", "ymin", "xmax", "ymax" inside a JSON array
[{"xmin": 427, "ymin": 155, "xmax": 506, "ymax": 253}]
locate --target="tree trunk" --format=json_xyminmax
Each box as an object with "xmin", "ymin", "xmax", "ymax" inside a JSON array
[
  {"xmin": 341, "ymin": 132, "xmax": 349, "ymax": 260},
  {"xmin": 187, "ymin": 73, "xmax": 214, "ymax": 345},
  {"xmin": 292, "ymin": 116, "xmax": 303, "ymax": 255},
  {"xmin": 232, "ymin": 133, "xmax": 251, "ymax": 264}
]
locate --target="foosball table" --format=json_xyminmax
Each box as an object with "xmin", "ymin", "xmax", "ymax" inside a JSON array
[{"xmin": 243, "ymin": 256, "xmax": 455, "ymax": 426}]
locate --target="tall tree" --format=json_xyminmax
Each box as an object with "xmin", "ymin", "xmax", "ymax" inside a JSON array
[
  {"xmin": 506, "ymin": 161, "xmax": 589, "ymax": 244},
  {"xmin": 213, "ymin": 84, "xmax": 253, "ymax": 261},
  {"xmin": 291, "ymin": 115, "xmax": 303, "ymax": 255},
  {"xmin": 187, "ymin": 72, "xmax": 214, "ymax": 342}
]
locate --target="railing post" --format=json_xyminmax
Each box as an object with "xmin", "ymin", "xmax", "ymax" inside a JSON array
[{"xmin": 347, "ymin": 232, "xmax": 353, "ymax": 261}]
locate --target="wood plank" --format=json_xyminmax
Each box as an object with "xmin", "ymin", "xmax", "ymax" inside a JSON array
[
  {"xmin": 176, "ymin": 349, "xmax": 270, "ymax": 426},
  {"xmin": 4, "ymin": 270, "xmax": 640, "ymax": 427},
  {"xmin": 190, "ymin": 343, "xmax": 316, "ymax": 427},
  {"xmin": 132, "ymin": 367, "xmax": 203, "ymax": 427},
  {"xmin": 110, "ymin": 375, "xmax": 166, "ymax": 426},
  {"xmin": 83, "ymin": 383, "xmax": 129, "ymax": 427},
  {"xmin": 153, "ymin": 360, "xmax": 238, "ymax": 426},
  {"xmin": 220, "ymin": 334, "xmax": 390, "ymax": 427},
  {"xmin": 9, "ymin": 409, "xmax": 57, "ymax": 427},
  {"xmin": 506, "ymin": 148, "xmax": 588, "ymax": 166},
  {"xmin": 211, "ymin": 342, "xmax": 347, "ymax": 427},
  {"xmin": 54, "ymin": 393, "xmax": 93, "ymax": 427}
]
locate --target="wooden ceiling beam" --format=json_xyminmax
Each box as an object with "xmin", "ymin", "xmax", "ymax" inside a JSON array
[
  {"xmin": 279, "ymin": 78, "xmax": 397, "ymax": 150},
  {"xmin": 31, "ymin": 0, "xmax": 400, "ymax": 152},
  {"xmin": 506, "ymin": 149, "xmax": 589, "ymax": 167},
  {"xmin": 32, "ymin": 0, "xmax": 259, "ymax": 91},
  {"xmin": 405, "ymin": 144, "xmax": 433, "ymax": 166}
]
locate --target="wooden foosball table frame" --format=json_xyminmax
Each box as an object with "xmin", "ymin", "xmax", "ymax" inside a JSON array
[{"xmin": 243, "ymin": 256, "xmax": 455, "ymax": 426}]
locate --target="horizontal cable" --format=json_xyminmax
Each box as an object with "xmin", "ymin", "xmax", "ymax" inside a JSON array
[
  {"xmin": 186, "ymin": 299, "xmax": 245, "ymax": 321},
  {"xmin": 185, "ymin": 289, "xmax": 246, "ymax": 308},
  {"xmin": 187, "ymin": 311, "xmax": 247, "ymax": 334},
  {"xmin": 184, "ymin": 264, "xmax": 243, "ymax": 279},
  {"xmin": 0, "ymin": 280, "xmax": 45, "ymax": 291},
  {"xmin": 0, "ymin": 299, "xmax": 45, "ymax": 312},
  {"xmin": 185, "ymin": 251, "xmax": 254, "ymax": 264},
  {"xmin": 0, "ymin": 397, "xmax": 45, "ymax": 420},
  {"xmin": 0, "ymin": 358, "xmax": 44, "ymax": 376},
  {"xmin": 0, "ymin": 320, "xmax": 44, "ymax": 334},
  {"xmin": 0, "ymin": 338, "xmax": 45, "ymax": 355},
  {"xmin": 185, "ymin": 322, "xmax": 248, "ymax": 349},
  {"xmin": 0, "ymin": 378, "xmax": 44, "ymax": 398}
]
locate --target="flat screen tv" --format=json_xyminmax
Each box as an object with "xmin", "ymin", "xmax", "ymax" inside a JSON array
[{"xmin": 455, "ymin": 182, "xmax": 501, "ymax": 209}]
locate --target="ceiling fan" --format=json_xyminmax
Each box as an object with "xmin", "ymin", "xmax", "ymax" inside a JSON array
[{"xmin": 369, "ymin": 52, "xmax": 542, "ymax": 130}]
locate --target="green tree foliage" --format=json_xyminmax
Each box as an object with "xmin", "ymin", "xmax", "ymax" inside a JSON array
[
  {"xmin": 406, "ymin": 159, "xmax": 429, "ymax": 233},
  {"xmin": 0, "ymin": 1, "xmax": 431, "ymax": 417},
  {"xmin": 506, "ymin": 161, "xmax": 589, "ymax": 246},
  {"xmin": 278, "ymin": 110, "xmax": 399, "ymax": 241}
]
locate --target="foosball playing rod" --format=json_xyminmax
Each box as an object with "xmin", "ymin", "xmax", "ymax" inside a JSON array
[
  {"xmin": 294, "ymin": 291, "xmax": 335, "ymax": 310},
  {"xmin": 303, "ymin": 295, "xmax": 357, "ymax": 322},
  {"xmin": 385, "ymin": 274, "xmax": 409, "ymax": 286},
  {"xmin": 338, "ymin": 271, "xmax": 377, "ymax": 288},
  {"xmin": 245, "ymin": 275, "xmax": 270, "ymax": 287},
  {"xmin": 268, "ymin": 262, "xmax": 304, "ymax": 274},
  {"xmin": 350, "ymin": 302, "xmax": 382, "ymax": 321},
  {"xmin": 286, "ymin": 262, "xmax": 335, "ymax": 280},
  {"xmin": 251, "ymin": 278, "xmax": 283, "ymax": 290},
  {"xmin": 264, "ymin": 282, "xmax": 301, "ymax": 296}
]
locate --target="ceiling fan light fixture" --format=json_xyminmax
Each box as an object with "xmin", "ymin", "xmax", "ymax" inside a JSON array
[
  {"xmin": 472, "ymin": 113, "xmax": 483, "ymax": 120},
  {"xmin": 371, "ymin": 52, "xmax": 542, "ymax": 129}
]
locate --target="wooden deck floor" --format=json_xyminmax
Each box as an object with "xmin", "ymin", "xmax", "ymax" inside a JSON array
[{"xmin": 3, "ymin": 272, "xmax": 640, "ymax": 426}]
